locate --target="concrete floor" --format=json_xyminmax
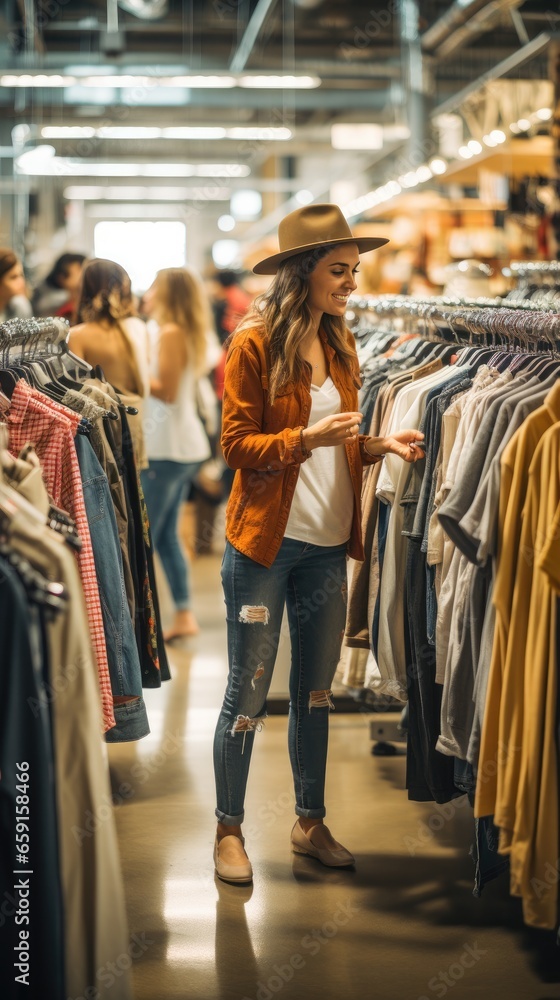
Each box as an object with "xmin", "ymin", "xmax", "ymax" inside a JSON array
[{"xmin": 108, "ymin": 547, "xmax": 560, "ymax": 1000}]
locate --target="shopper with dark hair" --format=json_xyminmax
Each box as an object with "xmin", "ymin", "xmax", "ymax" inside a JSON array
[
  {"xmin": 32, "ymin": 252, "xmax": 86, "ymax": 318},
  {"xmin": 47, "ymin": 253, "xmax": 86, "ymax": 319},
  {"xmin": 213, "ymin": 204, "xmax": 424, "ymax": 884},
  {"xmin": 212, "ymin": 268, "xmax": 252, "ymax": 345},
  {"xmin": 0, "ymin": 248, "xmax": 32, "ymax": 323}
]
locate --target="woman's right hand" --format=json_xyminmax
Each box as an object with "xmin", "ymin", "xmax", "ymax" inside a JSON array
[{"xmin": 302, "ymin": 411, "xmax": 363, "ymax": 450}]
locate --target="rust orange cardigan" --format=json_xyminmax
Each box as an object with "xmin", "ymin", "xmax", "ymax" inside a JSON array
[{"xmin": 221, "ymin": 325, "xmax": 380, "ymax": 568}]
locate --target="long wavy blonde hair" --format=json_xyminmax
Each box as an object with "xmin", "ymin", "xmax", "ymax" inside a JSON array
[
  {"xmin": 234, "ymin": 246, "xmax": 358, "ymax": 402},
  {"xmin": 151, "ymin": 266, "xmax": 210, "ymax": 376}
]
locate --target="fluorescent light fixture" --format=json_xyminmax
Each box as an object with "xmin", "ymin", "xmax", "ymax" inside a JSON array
[
  {"xmin": 536, "ymin": 107, "xmax": 552, "ymax": 121},
  {"xmin": 295, "ymin": 189, "xmax": 314, "ymax": 205},
  {"xmin": 2, "ymin": 72, "xmax": 319, "ymax": 90},
  {"xmin": 516, "ymin": 118, "xmax": 531, "ymax": 131},
  {"xmin": 198, "ymin": 164, "xmax": 250, "ymax": 177},
  {"xmin": 163, "ymin": 127, "xmax": 226, "ymax": 139},
  {"xmin": 17, "ymin": 157, "xmax": 251, "ymax": 177},
  {"xmin": 1, "ymin": 74, "xmax": 76, "ymax": 87},
  {"xmin": 42, "ymin": 125, "xmax": 292, "ymax": 142},
  {"xmin": 212, "ymin": 240, "xmax": 240, "ymax": 267},
  {"xmin": 15, "ymin": 144, "xmax": 56, "ymax": 170},
  {"xmin": 467, "ymin": 140, "xmax": 482, "ymax": 154},
  {"xmin": 165, "ymin": 75, "xmax": 236, "ymax": 88},
  {"xmin": 429, "ymin": 158, "xmax": 447, "ymax": 175},
  {"xmin": 63, "ymin": 185, "xmax": 230, "ymax": 201},
  {"xmin": 97, "ymin": 127, "xmax": 162, "ymax": 139},
  {"xmin": 415, "ymin": 165, "xmax": 432, "ymax": 183},
  {"xmin": 42, "ymin": 126, "xmax": 97, "ymax": 138},
  {"xmin": 82, "ymin": 75, "xmax": 158, "ymax": 88},
  {"xmin": 230, "ymin": 188, "xmax": 262, "ymax": 220},
  {"xmin": 330, "ymin": 123, "xmax": 383, "ymax": 151},
  {"xmin": 225, "ymin": 127, "xmax": 292, "ymax": 140},
  {"xmin": 239, "ymin": 75, "xmax": 320, "ymax": 89},
  {"xmin": 217, "ymin": 214, "xmax": 236, "ymax": 232}
]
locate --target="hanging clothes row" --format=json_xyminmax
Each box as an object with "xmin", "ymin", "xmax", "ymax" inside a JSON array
[
  {"xmin": 0, "ymin": 314, "xmax": 170, "ymax": 998},
  {"xmin": 504, "ymin": 260, "xmax": 560, "ymax": 309},
  {"xmin": 339, "ymin": 295, "xmax": 560, "ymax": 934},
  {"xmin": 0, "ymin": 315, "xmax": 170, "ymax": 740},
  {"xmin": 0, "ymin": 449, "xmax": 132, "ymax": 997}
]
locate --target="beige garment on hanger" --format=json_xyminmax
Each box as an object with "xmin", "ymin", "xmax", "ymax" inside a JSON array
[{"xmin": 6, "ymin": 510, "xmax": 132, "ymax": 999}]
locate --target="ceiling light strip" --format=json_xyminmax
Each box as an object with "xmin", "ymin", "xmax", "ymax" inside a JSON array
[
  {"xmin": 1, "ymin": 73, "xmax": 320, "ymax": 90},
  {"xmin": 40, "ymin": 125, "xmax": 292, "ymax": 141}
]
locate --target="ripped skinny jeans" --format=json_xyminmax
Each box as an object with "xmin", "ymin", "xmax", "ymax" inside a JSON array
[{"xmin": 213, "ymin": 538, "xmax": 348, "ymax": 825}]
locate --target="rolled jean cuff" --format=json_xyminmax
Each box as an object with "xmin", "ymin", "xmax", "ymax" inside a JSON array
[
  {"xmin": 175, "ymin": 599, "xmax": 191, "ymax": 612},
  {"xmin": 295, "ymin": 805, "xmax": 326, "ymax": 819},
  {"xmin": 215, "ymin": 807, "xmax": 245, "ymax": 826}
]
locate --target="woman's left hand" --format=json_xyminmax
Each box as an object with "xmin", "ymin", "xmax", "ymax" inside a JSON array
[{"xmin": 382, "ymin": 430, "xmax": 425, "ymax": 463}]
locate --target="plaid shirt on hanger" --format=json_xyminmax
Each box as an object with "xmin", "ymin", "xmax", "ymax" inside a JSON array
[{"xmin": 5, "ymin": 380, "xmax": 115, "ymax": 733}]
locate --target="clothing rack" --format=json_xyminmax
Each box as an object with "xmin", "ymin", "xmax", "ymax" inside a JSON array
[
  {"xmin": 0, "ymin": 315, "xmax": 69, "ymax": 354},
  {"xmin": 348, "ymin": 294, "xmax": 560, "ymax": 352},
  {"xmin": 506, "ymin": 260, "xmax": 560, "ymax": 278}
]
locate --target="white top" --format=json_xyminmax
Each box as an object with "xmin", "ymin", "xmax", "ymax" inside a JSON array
[
  {"xmin": 121, "ymin": 316, "xmax": 150, "ymax": 397},
  {"xmin": 143, "ymin": 323, "xmax": 211, "ymax": 464},
  {"xmin": 284, "ymin": 377, "xmax": 354, "ymax": 547}
]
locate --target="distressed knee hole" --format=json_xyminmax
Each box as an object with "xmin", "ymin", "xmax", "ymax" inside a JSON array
[
  {"xmin": 308, "ymin": 690, "xmax": 335, "ymax": 711},
  {"xmin": 229, "ymin": 713, "xmax": 267, "ymax": 754},
  {"xmin": 251, "ymin": 663, "xmax": 265, "ymax": 690},
  {"xmin": 239, "ymin": 605, "xmax": 270, "ymax": 624}
]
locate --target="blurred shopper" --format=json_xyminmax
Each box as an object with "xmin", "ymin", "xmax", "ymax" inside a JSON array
[
  {"xmin": 0, "ymin": 248, "xmax": 32, "ymax": 323},
  {"xmin": 70, "ymin": 259, "xmax": 149, "ymax": 394},
  {"xmin": 212, "ymin": 270, "xmax": 252, "ymax": 500},
  {"xmin": 212, "ymin": 269, "xmax": 252, "ymax": 345},
  {"xmin": 33, "ymin": 252, "xmax": 86, "ymax": 318},
  {"xmin": 141, "ymin": 267, "xmax": 212, "ymax": 641},
  {"xmin": 68, "ymin": 258, "xmax": 149, "ymax": 466}
]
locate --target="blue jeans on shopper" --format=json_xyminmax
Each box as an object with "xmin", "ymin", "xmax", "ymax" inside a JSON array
[
  {"xmin": 140, "ymin": 459, "xmax": 202, "ymax": 611},
  {"xmin": 213, "ymin": 537, "xmax": 348, "ymax": 825}
]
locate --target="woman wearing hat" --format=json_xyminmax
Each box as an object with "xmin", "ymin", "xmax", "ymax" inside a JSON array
[{"xmin": 213, "ymin": 204, "xmax": 423, "ymax": 883}]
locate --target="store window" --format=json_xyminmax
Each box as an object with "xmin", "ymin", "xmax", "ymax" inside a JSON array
[{"xmin": 93, "ymin": 220, "xmax": 187, "ymax": 292}]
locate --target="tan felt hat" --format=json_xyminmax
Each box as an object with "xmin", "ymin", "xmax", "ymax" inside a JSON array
[{"xmin": 253, "ymin": 203, "xmax": 389, "ymax": 275}]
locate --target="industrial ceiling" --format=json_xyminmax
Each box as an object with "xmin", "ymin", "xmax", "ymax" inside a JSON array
[{"xmin": 0, "ymin": 0, "xmax": 557, "ymax": 261}]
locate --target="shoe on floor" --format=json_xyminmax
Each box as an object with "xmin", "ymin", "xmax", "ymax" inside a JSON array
[
  {"xmin": 164, "ymin": 611, "xmax": 200, "ymax": 642},
  {"xmin": 291, "ymin": 820, "xmax": 355, "ymax": 868},
  {"xmin": 214, "ymin": 834, "xmax": 253, "ymax": 884}
]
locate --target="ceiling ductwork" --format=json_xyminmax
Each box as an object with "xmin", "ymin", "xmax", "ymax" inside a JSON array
[
  {"xmin": 118, "ymin": 0, "xmax": 169, "ymax": 18},
  {"xmin": 421, "ymin": 0, "xmax": 526, "ymax": 60}
]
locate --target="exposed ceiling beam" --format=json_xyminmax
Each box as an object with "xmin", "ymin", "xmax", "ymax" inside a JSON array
[
  {"xmin": 432, "ymin": 31, "xmax": 551, "ymax": 116},
  {"xmin": 229, "ymin": 0, "xmax": 279, "ymax": 73},
  {"xmin": 421, "ymin": 0, "xmax": 525, "ymax": 57}
]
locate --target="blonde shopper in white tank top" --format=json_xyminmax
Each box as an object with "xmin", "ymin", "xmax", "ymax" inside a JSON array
[{"xmin": 141, "ymin": 267, "xmax": 212, "ymax": 642}]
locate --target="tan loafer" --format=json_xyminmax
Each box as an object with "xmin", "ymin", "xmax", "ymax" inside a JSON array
[
  {"xmin": 214, "ymin": 835, "xmax": 253, "ymax": 884},
  {"xmin": 291, "ymin": 821, "xmax": 355, "ymax": 868}
]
